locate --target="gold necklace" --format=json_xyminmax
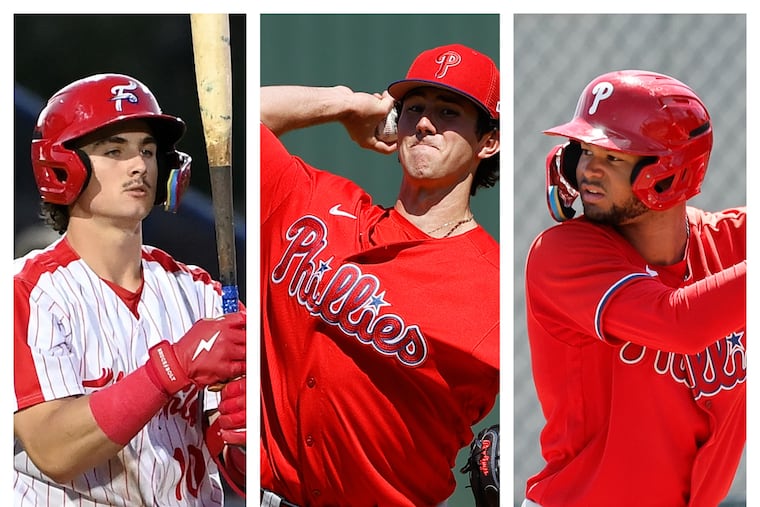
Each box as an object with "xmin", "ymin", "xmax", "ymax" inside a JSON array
[{"xmin": 426, "ymin": 215, "xmax": 474, "ymax": 238}]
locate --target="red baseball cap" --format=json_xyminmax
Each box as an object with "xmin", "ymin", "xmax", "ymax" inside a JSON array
[{"xmin": 388, "ymin": 43, "xmax": 499, "ymax": 121}]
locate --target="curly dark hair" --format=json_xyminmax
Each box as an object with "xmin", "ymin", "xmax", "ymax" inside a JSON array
[
  {"xmin": 472, "ymin": 111, "xmax": 499, "ymax": 196},
  {"xmin": 39, "ymin": 201, "xmax": 69, "ymax": 234}
]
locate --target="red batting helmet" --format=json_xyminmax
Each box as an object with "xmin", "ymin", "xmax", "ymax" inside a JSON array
[
  {"xmin": 544, "ymin": 70, "xmax": 712, "ymax": 215},
  {"xmin": 31, "ymin": 73, "xmax": 191, "ymax": 212}
]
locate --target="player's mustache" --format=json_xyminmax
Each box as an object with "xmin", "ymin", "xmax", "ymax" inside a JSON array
[{"xmin": 122, "ymin": 179, "xmax": 152, "ymax": 190}]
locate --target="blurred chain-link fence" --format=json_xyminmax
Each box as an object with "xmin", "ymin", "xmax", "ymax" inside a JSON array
[{"xmin": 513, "ymin": 13, "xmax": 746, "ymax": 507}]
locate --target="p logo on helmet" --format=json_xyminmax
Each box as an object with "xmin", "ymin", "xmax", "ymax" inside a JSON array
[
  {"xmin": 31, "ymin": 73, "xmax": 192, "ymax": 213},
  {"xmin": 588, "ymin": 81, "xmax": 614, "ymax": 115}
]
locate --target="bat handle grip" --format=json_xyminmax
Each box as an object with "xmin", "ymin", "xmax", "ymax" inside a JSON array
[{"xmin": 222, "ymin": 285, "xmax": 239, "ymax": 314}]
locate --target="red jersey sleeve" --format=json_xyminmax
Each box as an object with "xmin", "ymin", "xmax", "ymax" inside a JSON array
[{"xmin": 526, "ymin": 213, "xmax": 745, "ymax": 354}]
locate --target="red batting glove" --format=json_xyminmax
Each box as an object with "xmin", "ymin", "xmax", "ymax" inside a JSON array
[
  {"xmin": 217, "ymin": 376, "xmax": 246, "ymax": 446},
  {"xmin": 146, "ymin": 312, "xmax": 246, "ymax": 395}
]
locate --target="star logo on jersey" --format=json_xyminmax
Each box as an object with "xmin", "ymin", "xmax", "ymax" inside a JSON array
[
  {"xmin": 329, "ymin": 204, "xmax": 357, "ymax": 219},
  {"xmin": 192, "ymin": 330, "xmax": 221, "ymax": 361}
]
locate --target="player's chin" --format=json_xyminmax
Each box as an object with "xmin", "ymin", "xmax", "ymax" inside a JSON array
[
  {"xmin": 581, "ymin": 203, "xmax": 611, "ymax": 223},
  {"xmin": 119, "ymin": 203, "xmax": 154, "ymax": 221}
]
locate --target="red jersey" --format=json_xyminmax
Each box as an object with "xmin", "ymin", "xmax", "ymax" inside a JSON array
[
  {"xmin": 260, "ymin": 123, "xmax": 500, "ymax": 506},
  {"xmin": 525, "ymin": 207, "xmax": 746, "ymax": 507}
]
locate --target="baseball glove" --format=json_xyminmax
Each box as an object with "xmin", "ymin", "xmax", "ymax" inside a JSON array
[{"xmin": 459, "ymin": 424, "xmax": 499, "ymax": 507}]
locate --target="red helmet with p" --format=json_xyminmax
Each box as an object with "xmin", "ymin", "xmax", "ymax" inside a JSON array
[{"xmin": 543, "ymin": 70, "xmax": 713, "ymax": 222}]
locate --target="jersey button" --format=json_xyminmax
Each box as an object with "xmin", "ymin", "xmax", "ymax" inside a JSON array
[
  {"xmin": 305, "ymin": 434, "xmax": 315, "ymax": 447},
  {"xmin": 306, "ymin": 376, "xmax": 316, "ymax": 388},
  {"xmin": 312, "ymin": 489, "xmax": 321, "ymax": 498}
]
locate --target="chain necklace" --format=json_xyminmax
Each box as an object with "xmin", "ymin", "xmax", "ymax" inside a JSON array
[{"xmin": 426, "ymin": 215, "xmax": 474, "ymax": 238}]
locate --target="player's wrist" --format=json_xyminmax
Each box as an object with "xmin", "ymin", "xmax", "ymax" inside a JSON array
[
  {"xmin": 89, "ymin": 364, "xmax": 171, "ymax": 446},
  {"xmin": 146, "ymin": 340, "xmax": 192, "ymax": 395}
]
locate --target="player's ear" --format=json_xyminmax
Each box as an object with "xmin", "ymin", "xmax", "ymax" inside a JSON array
[{"xmin": 478, "ymin": 130, "xmax": 499, "ymax": 159}]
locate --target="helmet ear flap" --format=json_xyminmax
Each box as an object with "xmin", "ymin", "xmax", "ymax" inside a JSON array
[
  {"xmin": 31, "ymin": 140, "xmax": 91, "ymax": 205},
  {"xmin": 632, "ymin": 148, "xmax": 710, "ymax": 210},
  {"xmin": 546, "ymin": 141, "xmax": 581, "ymax": 222}
]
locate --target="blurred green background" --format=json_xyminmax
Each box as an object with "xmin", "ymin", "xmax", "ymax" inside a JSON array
[{"xmin": 261, "ymin": 14, "xmax": 500, "ymax": 506}]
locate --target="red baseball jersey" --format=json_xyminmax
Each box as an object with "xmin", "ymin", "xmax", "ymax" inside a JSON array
[
  {"xmin": 260, "ymin": 123, "xmax": 500, "ymax": 506},
  {"xmin": 525, "ymin": 207, "xmax": 746, "ymax": 507},
  {"xmin": 14, "ymin": 238, "xmax": 226, "ymax": 506}
]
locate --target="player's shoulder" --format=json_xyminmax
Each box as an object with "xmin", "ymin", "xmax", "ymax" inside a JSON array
[
  {"xmin": 526, "ymin": 218, "xmax": 633, "ymax": 276},
  {"xmin": 142, "ymin": 245, "xmax": 217, "ymax": 286},
  {"xmin": 466, "ymin": 227, "xmax": 500, "ymax": 270},
  {"xmin": 530, "ymin": 217, "xmax": 619, "ymax": 253},
  {"xmin": 14, "ymin": 236, "xmax": 76, "ymax": 282}
]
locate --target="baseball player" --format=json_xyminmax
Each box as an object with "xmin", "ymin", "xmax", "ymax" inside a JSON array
[
  {"xmin": 259, "ymin": 43, "xmax": 500, "ymax": 506},
  {"xmin": 523, "ymin": 70, "xmax": 746, "ymax": 507},
  {"xmin": 13, "ymin": 74, "xmax": 247, "ymax": 505}
]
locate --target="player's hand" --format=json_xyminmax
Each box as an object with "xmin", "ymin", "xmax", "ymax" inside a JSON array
[
  {"xmin": 147, "ymin": 312, "xmax": 246, "ymax": 395},
  {"xmin": 341, "ymin": 90, "xmax": 398, "ymax": 154},
  {"xmin": 217, "ymin": 376, "xmax": 246, "ymax": 447}
]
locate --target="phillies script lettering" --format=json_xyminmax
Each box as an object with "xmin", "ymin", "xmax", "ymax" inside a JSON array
[
  {"xmin": 619, "ymin": 330, "xmax": 746, "ymax": 398},
  {"xmin": 272, "ymin": 215, "xmax": 428, "ymax": 367}
]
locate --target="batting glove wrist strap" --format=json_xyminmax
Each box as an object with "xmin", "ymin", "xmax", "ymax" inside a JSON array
[{"xmin": 147, "ymin": 341, "xmax": 192, "ymax": 395}]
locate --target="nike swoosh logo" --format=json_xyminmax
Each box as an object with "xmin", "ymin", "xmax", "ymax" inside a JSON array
[
  {"xmin": 192, "ymin": 330, "xmax": 221, "ymax": 361},
  {"xmin": 329, "ymin": 204, "xmax": 357, "ymax": 219},
  {"xmin": 645, "ymin": 265, "xmax": 659, "ymax": 277}
]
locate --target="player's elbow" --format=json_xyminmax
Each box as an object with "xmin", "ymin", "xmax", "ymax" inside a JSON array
[
  {"xmin": 14, "ymin": 397, "xmax": 120, "ymax": 484},
  {"xmin": 17, "ymin": 440, "xmax": 84, "ymax": 483},
  {"xmin": 32, "ymin": 457, "xmax": 82, "ymax": 484}
]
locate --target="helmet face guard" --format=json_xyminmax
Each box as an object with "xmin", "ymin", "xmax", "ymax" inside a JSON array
[
  {"xmin": 31, "ymin": 73, "xmax": 191, "ymax": 211},
  {"xmin": 543, "ymin": 70, "xmax": 712, "ymax": 220}
]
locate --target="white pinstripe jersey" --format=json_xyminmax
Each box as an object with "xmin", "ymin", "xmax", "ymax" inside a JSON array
[{"xmin": 13, "ymin": 237, "xmax": 227, "ymax": 506}]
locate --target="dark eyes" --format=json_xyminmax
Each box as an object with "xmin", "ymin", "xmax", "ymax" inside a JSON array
[
  {"xmin": 406, "ymin": 104, "xmax": 459, "ymax": 116},
  {"xmin": 580, "ymin": 149, "xmax": 623, "ymax": 162},
  {"xmin": 103, "ymin": 147, "xmax": 156, "ymax": 157}
]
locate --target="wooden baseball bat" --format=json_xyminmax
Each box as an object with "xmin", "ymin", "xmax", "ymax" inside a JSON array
[{"xmin": 190, "ymin": 13, "xmax": 238, "ymax": 315}]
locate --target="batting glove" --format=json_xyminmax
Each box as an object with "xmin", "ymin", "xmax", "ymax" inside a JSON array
[{"xmin": 147, "ymin": 312, "xmax": 246, "ymax": 395}]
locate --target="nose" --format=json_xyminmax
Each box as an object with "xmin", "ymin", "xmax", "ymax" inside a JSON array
[
  {"xmin": 129, "ymin": 153, "xmax": 148, "ymax": 176},
  {"xmin": 578, "ymin": 154, "xmax": 604, "ymax": 180},
  {"xmin": 415, "ymin": 114, "xmax": 436, "ymax": 136}
]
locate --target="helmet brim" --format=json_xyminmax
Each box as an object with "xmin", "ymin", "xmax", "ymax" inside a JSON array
[
  {"xmin": 544, "ymin": 117, "xmax": 667, "ymax": 155},
  {"xmin": 61, "ymin": 113, "xmax": 186, "ymax": 149}
]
